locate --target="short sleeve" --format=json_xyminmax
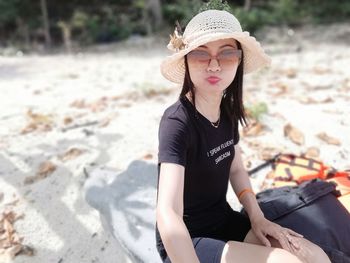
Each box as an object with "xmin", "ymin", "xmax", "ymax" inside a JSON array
[{"xmin": 158, "ymin": 115, "xmax": 189, "ymax": 167}]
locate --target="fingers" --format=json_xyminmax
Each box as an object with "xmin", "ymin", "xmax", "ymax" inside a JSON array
[
  {"xmin": 257, "ymin": 232, "xmax": 271, "ymax": 247},
  {"xmin": 252, "ymin": 220, "xmax": 303, "ymax": 253},
  {"xmin": 286, "ymin": 233, "xmax": 301, "ymax": 250},
  {"xmin": 286, "ymin": 228, "xmax": 304, "ymax": 238},
  {"xmin": 284, "ymin": 228, "xmax": 303, "ymax": 250},
  {"xmin": 280, "ymin": 229, "xmax": 302, "ymax": 251},
  {"xmin": 277, "ymin": 232, "xmax": 294, "ymax": 253}
]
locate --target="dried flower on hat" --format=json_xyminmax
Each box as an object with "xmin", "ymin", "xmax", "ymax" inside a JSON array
[{"xmin": 167, "ymin": 23, "xmax": 187, "ymax": 52}]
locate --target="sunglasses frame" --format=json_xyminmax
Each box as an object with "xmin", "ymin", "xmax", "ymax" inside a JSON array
[{"xmin": 187, "ymin": 49, "xmax": 242, "ymax": 66}]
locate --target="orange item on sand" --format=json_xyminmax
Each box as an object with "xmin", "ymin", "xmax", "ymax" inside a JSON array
[
  {"xmin": 266, "ymin": 153, "xmax": 350, "ymax": 213},
  {"xmin": 273, "ymin": 154, "xmax": 326, "ymax": 183}
]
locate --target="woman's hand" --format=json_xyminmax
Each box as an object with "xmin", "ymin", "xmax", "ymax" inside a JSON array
[{"xmin": 250, "ymin": 215, "xmax": 303, "ymax": 253}]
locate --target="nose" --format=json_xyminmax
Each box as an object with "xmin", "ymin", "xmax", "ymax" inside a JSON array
[{"xmin": 207, "ymin": 58, "xmax": 221, "ymax": 72}]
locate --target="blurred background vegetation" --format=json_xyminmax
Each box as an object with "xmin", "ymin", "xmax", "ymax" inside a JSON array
[{"xmin": 0, "ymin": 0, "xmax": 349, "ymax": 51}]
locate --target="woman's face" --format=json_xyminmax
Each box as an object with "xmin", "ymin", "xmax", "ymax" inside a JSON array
[{"xmin": 186, "ymin": 38, "xmax": 241, "ymax": 95}]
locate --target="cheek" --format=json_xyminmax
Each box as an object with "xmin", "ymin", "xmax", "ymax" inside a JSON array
[
  {"xmin": 223, "ymin": 66, "xmax": 238, "ymax": 84},
  {"xmin": 188, "ymin": 64, "xmax": 204, "ymax": 85}
]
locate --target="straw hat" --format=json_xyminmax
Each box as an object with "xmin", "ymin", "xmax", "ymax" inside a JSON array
[{"xmin": 160, "ymin": 9, "xmax": 271, "ymax": 84}]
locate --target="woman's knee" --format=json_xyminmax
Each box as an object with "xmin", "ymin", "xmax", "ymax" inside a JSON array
[
  {"xmin": 293, "ymin": 238, "xmax": 330, "ymax": 263},
  {"xmin": 266, "ymin": 248, "xmax": 302, "ymax": 263},
  {"xmin": 244, "ymin": 229, "xmax": 330, "ymax": 263},
  {"xmin": 220, "ymin": 241, "xmax": 302, "ymax": 263}
]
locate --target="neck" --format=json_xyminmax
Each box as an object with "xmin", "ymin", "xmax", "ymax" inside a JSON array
[{"xmin": 186, "ymin": 90, "xmax": 222, "ymax": 122}]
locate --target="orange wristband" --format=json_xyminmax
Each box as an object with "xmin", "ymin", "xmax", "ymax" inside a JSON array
[{"xmin": 238, "ymin": 188, "xmax": 255, "ymax": 201}]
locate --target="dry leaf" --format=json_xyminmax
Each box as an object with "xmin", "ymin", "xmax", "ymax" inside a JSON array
[
  {"xmin": 284, "ymin": 123, "xmax": 304, "ymax": 145},
  {"xmin": 70, "ymin": 97, "xmax": 108, "ymax": 112},
  {"xmin": 70, "ymin": 99, "xmax": 86, "ymax": 108},
  {"xmin": 26, "ymin": 110, "xmax": 52, "ymax": 123},
  {"xmin": 312, "ymin": 66, "xmax": 331, "ymax": 75},
  {"xmin": 316, "ymin": 132, "xmax": 341, "ymax": 146},
  {"xmin": 341, "ymin": 78, "xmax": 350, "ymax": 91},
  {"xmin": 111, "ymin": 95, "xmax": 122, "ymax": 101},
  {"xmin": 321, "ymin": 97, "xmax": 333, "ymax": 103},
  {"xmin": 3, "ymin": 220, "xmax": 14, "ymax": 242},
  {"xmin": 0, "ymin": 209, "xmax": 29, "ymax": 261},
  {"xmin": 261, "ymin": 171, "xmax": 275, "ymax": 190},
  {"xmin": 298, "ymin": 97, "xmax": 317, "ymax": 104},
  {"xmin": 24, "ymin": 161, "xmax": 57, "ymax": 185},
  {"xmin": 271, "ymin": 82, "xmax": 289, "ymax": 96},
  {"xmin": 259, "ymin": 147, "xmax": 281, "ymax": 161},
  {"xmin": 304, "ymin": 147, "xmax": 320, "ymax": 158},
  {"xmin": 21, "ymin": 123, "xmax": 52, "ymax": 134},
  {"xmin": 58, "ymin": 148, "xmax": 84, "ymax": 162},
  {"xmin": 99, "ymin": 118, "xmax": 111, "ymax": 128},
  {"xmin": 280, "ymin": 68, "xmax": 297, "ymax": 78},
  {"xmin": 118, "ymin": 102, "xmax": 132, "ymax": 108},
  {"xmin": 18, "ymin": 245, "xmax": 35, "ymax": 256},
  {"xmin": 21, "ymin": 123, "xmax": 37, "ymax": 134},
  {"xmin": 243, "ymin": 121, "xmax": 264, "ymax": 136},
  {"xmin": 89, "ymin": 97, "xmax": 108, "ymax": 112},
  {"xmin": 142, "ymin": 153, "xmax": 153, "ymax": 160},
  {"xmin": 37, "ymin": 161, "xmax": 56, "ymax": 177},
  {"xmin": 311, "ymin": 84, "xmax": 332, "ymax": 90},
  {"xmin": 21, "ymin": 110, "xmax": 54, "ymax": 134},
  {"xmin": 299, "ymin": 97, "xmax": 333, "ymax": 104},
  {"xmin": 0, "ymin": 210, "xmax": 21, "ymax": 224},
  {"xmin": 63, "ymin": 116, "xmax": 73, "ymax": 125},
  {"xmin": 244, "ymin": 159, "xmax": 252, "ymax": 169}
]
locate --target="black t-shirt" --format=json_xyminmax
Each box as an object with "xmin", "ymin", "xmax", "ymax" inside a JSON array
[{"xmin": 155, "ymin": 95, "xmax": 240, "ymax": 261}]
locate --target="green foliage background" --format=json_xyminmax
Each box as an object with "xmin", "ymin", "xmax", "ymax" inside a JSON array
[{"xmin": 0, "ymin": 0, "xmax": 349, "ymax": 48}]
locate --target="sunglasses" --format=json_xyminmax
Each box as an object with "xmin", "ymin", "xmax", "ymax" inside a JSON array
[{"xmin": 187, "ymin": 49, "xmax": 242, "ymax": 66}]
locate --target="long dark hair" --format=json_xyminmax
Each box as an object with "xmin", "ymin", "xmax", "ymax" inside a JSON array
[{"xmin": 179, "ymin": 41, "xmax": 248, "ymax": 127}]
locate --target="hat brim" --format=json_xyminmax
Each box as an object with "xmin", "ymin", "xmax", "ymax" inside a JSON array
[{"xmin": 160, "ymin": 31, "xmax": 271, "ymax": 84}]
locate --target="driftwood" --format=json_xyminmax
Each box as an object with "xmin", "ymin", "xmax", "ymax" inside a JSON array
[{"xmin": 61, "ymin": 121, "xmax": 99, "ymax": 132}]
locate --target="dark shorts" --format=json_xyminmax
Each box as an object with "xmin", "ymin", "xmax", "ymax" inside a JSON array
[
  {"xmin": 163, "ymin": 209, "xmax": 251, "ymax": 263},
  {"xmin": 164, "ymin": 237, "xmax": 226, "ymax": 263}
]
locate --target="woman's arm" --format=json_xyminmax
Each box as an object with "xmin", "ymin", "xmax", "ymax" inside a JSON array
[
  {"xmin": 229, "ymin": 144, "xmax": 303, "ymax": 251},
  {"xmin": 156, "ymin": 163, "xmax": 200, "ymax": 263},
  {"xmin": 229, "ymin": 144, "xmax": 264, "ymax": 220}
]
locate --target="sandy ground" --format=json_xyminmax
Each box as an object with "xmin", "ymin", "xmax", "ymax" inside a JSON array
[{"xmin": 0, "ymin": 23, "xmax": 350, "ymax": 263}]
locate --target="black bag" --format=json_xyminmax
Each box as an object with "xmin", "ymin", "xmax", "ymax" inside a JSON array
[{"xmin": 244, "ymin": 179, "xmax": 350, "ymax": 263}]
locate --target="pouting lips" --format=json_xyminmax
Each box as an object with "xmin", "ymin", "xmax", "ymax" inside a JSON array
[{"xmin": 206, "ymin": 76, "xmax": 221, "ymax": 84}]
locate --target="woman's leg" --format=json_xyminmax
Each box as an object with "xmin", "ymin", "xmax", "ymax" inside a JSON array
[
  {"xmin": 220, "ymin": 241, "xmax": 302, "ymax": 263},
  {"xmin": 243, "ymin": 229, "xmax": 330, "ymax": 263}
]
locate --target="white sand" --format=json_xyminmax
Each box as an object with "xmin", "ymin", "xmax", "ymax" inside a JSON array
[{"xmin": 0, "ymin": 24, "xmax": 349, "ymax": 262}]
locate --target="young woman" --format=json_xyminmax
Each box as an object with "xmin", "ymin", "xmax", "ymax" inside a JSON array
[{"xmin": 155, "ymin": 9, "xmax": 330, "ymax": 263}]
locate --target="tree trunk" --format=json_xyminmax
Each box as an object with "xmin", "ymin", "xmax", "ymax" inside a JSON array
[
  {"xmin": 40, "ymin": 0, "xmax": 51, "ymax": 47},
  {"xmin": 57, "ymin": 21, "xmax": 72, "ymax": 53},
  {"xmin": 16, "ymin": 17, "xmax": 30, "ymax": 49},
  {"xmin": 244, "ymin": 0, "xmax": 251, "ymax": 11},
  {"xmin": 148, "ymin": 0, "xmax": 163, "ymax": 30}
]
